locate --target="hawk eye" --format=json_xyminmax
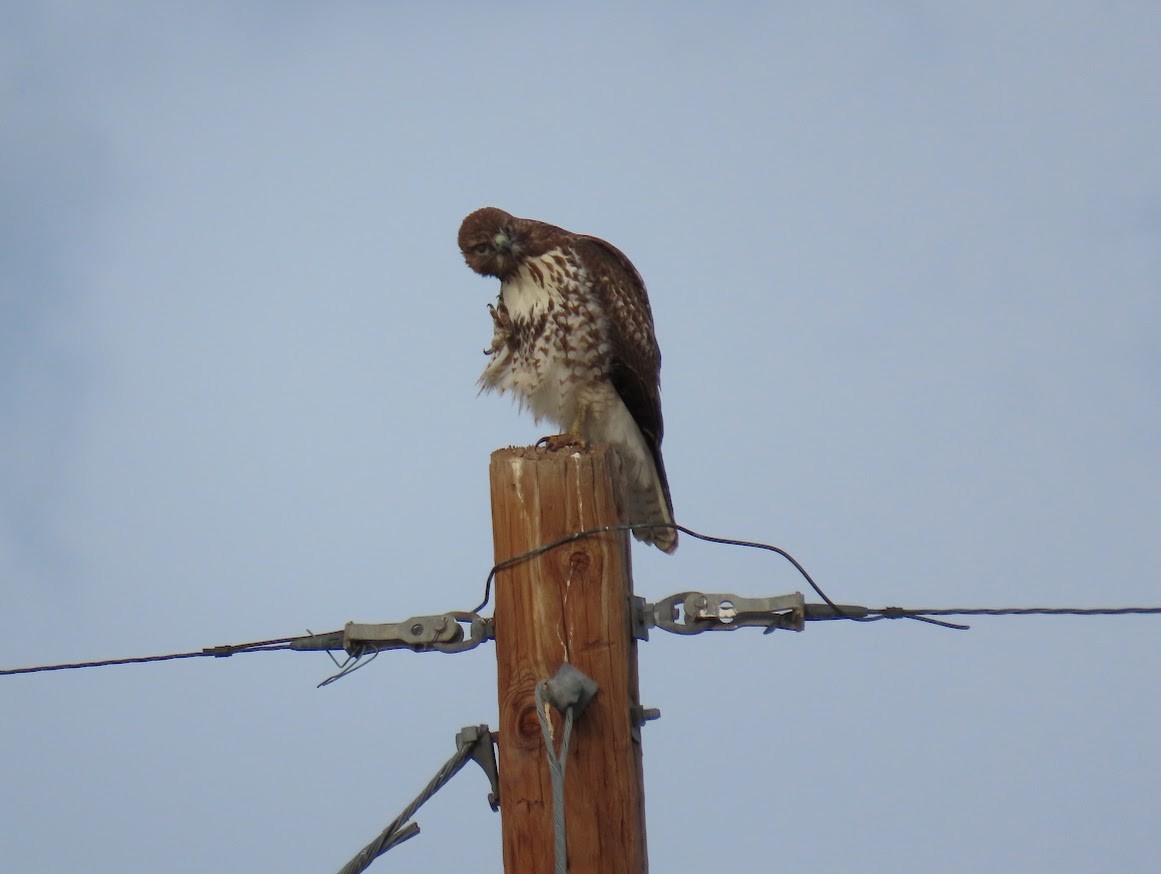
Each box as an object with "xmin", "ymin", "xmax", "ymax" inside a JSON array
[{"xmin": 473, "ymin": 243, "xmax": 491, "ymax": 255}]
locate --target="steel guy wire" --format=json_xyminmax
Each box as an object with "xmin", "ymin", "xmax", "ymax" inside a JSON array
[
  {"xmin": 871, "ymin": 605, "xmax": 1161, "ymax": 620},
  {"xmin": 535, "ymin": 681, "xmax": 576, "ymax": 874},
  {"xmin": 0, "ymin": 635, "xmax": 306, "ymax": 676},
  {"xmin": 335, "ymin": 725, "xmax": 488, "ymax": 874}
]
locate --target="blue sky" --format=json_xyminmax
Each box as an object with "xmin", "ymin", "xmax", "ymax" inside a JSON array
[{"xmin": 2, "ymin": 3, "xmax": 1159, "ymax": 872}]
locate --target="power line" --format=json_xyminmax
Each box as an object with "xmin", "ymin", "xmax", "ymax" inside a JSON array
[
  {"xmin": 3, "ymin": 601, "xmax": 1159, "ymax": 679},
  {"xmin": 0, "ymin": 616, "xmax": 494, "ymax": 680},
  {"xmin": 0, "ymin": 633, "xmax": 329, "ymax": 677},
  {"xmin": 4, "ymin": 520, "xmax": 1160, "ymax": 679},
  {"xmin": 873, "ymin": 605, "xmax": 1161, "ymax": 619},
  {"xmin": 802, "ymin": 603, "xmax": 1161, "ymax": 629}
]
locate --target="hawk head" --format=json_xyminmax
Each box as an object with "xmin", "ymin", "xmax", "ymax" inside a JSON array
[{"xmin": 459, "ymin": 207, "xmax": 523, "ymax": 280}]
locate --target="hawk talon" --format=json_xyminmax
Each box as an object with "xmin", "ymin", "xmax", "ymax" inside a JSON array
[
  {"xmin": 536, "ymin": 433, "xmax": 587, "ymax": 452},
  {"xmin": 484, "ymin": 302, "xmax": 513, "ymax": 355},
  {"xmin": 487, "ymin": 301, "xmax": 512, "ymax": 328}
]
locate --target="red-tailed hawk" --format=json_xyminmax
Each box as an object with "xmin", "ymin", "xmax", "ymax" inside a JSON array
[{"xmin": 459, "ymin": 207, "xmax": 677, "ymax": 554}]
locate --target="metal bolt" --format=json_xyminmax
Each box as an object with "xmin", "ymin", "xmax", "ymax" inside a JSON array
[{"xmin": 631, "ymin": 704, "xmax": 662, "ymax": 726}]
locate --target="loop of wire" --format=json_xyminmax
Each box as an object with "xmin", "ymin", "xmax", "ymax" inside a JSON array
[
  {"xmin": 473, "ymin": 521, "xmax": 854, "ymax": 620},
  {"xmin": 535, "ymin": 682, "xmax": 576, "ymax": 874}
]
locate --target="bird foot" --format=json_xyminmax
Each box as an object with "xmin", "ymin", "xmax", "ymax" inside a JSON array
[
  {"xmin": 483, "ymin": 302, "xmax": 513, "ymax": 355},
  {"xmin": 536, "ymin": 433, "xmax": 587, "ymax": 452}
]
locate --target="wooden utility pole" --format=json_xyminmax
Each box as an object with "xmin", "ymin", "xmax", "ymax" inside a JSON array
[{"xmin": 489, "ymin": 444, "xmax": 648, "ymax": 873}]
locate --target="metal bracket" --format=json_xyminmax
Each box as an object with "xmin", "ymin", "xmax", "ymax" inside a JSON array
[
  {"xmin": 641, "ymin": 591, "xmax": 806, "ymax": 635},
  {"xmin": 342, "ymin": 613, "xmax": 494, "ymax": 655},
  {"xmin": 344, "ymin": 615, "xmax": 461, "ymax": 654},
  {"xmin": 631, "ymin": 594, "xmax": 652, "ymax": 641},
  {"xmin": 456, "ymin": 724, "xmax": 500, "ymax": 812}
]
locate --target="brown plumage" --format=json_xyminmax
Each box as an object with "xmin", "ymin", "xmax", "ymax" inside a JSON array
[{"xmin": 458, "ymin": 207, "xmax": 677, "ymax": 553}]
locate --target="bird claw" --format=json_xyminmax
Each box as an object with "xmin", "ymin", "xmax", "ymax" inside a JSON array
[
  {"xmin": 488, "ymin": 302, "xmax": 512, "ymax": 328},
  {"xmin": 484, "ymin": 302, "xmax": 513, "ymax": 355},
  {"xmin": 536, "ymin": 433, "xmax": 587, "ymax": 452}
]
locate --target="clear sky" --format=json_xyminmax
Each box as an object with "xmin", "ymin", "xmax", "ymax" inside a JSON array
[{"xmin": 3, "ymin": 3, "xmax": 1159, "ymax": 872}]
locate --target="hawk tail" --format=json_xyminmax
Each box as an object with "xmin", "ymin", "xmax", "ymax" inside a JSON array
[{"xmin": 629, "ymin": 458, "xmax": 677, "ymax": 554}]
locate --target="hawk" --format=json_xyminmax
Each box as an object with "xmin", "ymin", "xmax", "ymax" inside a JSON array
[{"xmin": 459, "ymin": 207, "xmax": 677, "ymax": 554}]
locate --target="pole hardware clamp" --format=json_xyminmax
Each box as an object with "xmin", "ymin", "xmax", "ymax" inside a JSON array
[
  {"xmin": 343, "ymin": 613, "xmax": 494, "ymax": 655},
  {"xmin": 639, "ymin": 591, "xmax": 806, "ymax": 636},
  {"xmin": 456, "ymin": 724, "xmax": 501, "ymax": 812}
]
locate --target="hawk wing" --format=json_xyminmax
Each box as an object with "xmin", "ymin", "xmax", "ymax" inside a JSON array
[{"xmin": 573, "ymin": 235, "xmax": 673, "ymax": 516}]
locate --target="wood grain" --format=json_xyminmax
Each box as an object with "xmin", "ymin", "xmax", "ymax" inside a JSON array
[{"xmin": 489, "ymin": 444, "xmax": 648, "ymax": 873}]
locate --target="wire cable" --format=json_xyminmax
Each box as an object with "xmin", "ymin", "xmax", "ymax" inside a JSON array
[
  {"xmin": 535, "ymin": 682, "xmax": 576, "ymax": 874},
  {"xmin": 335, "ymin": 727, "xmax": 483, "ymax": 874},
  {"xmin": 874, "ymin": 605, "xmax": 1161, "ymax": 620},
  {"xmin": 0, "ymin": 636, "xmax": 304, "ymax": 677},
  {"xmin": 317, "ymin": 648, "xmax": 382, "ymax": 688},
  {"xmin": 473, "ymin": 521, "xmax": 850, "ymax": 617},
  {"xmin": 804, "ymin": 603, "xmax": 1161, "ymax": 630},
  {"xmin": 5, "ymin": 589, "xmax": 1160, "ymax": 680}
]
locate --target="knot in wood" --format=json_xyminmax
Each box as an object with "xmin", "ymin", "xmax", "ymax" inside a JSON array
[
  {"xmin": 517, "ymin": 702, "xmax": 543, "ymax": 747},
  {"xmin": 566, "ymin": 549, "xmax": 591, "ymax": 577}
]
